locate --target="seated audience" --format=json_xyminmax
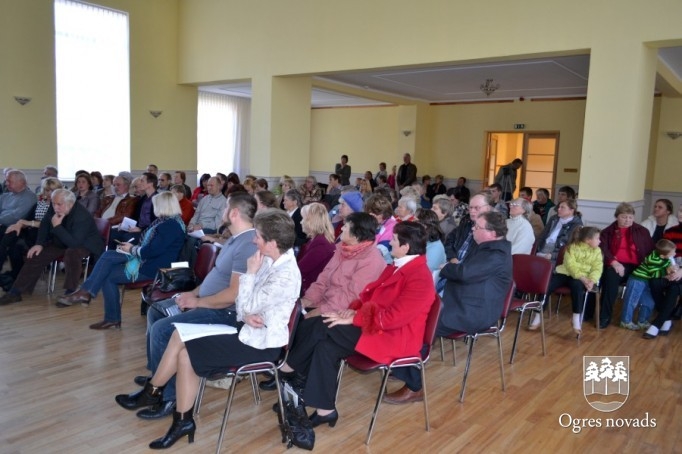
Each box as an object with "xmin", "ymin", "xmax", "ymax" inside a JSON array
[
  {"xmin": 298, "ymin": 176, "xmax": 322, "ymax": 204},
  {"xmin": 157, "ymin": 172, "xmax": 172, "ymax": 192},
  {"xmin": 278, "ymin": 221, "xmax": 434, "ymax": 423},
  {"xmin": 332, "ymin": 191, "xmax": 364, "ymax": 240},
  {"xmin": 446, "ymin": 188, "xmax": 469, "ymax": 228},
  {"xmin": 395, "ymin": 196, "xmax": 418, "ymax": 222},
  {"xmin": 277, "ymin": 177, "xmax": 296, "ymax": 210},
  {"xmin": 385, "ymin": 211, "xmax": 511, "ymax": 404},
  {"xmin": 58, "ymin": 192, "xmax": 185, "ymax": 327},
  {"xmin": 100, "ymin": 174, "xmax": 115, "ymax": 198},
  {"xmin": 191, "ymin": 173, "xmax": 211, "ymax": 205},
  {"xmin": 488, "ymin": 183, "xmax": 508, "ymax": 218},
  {"xmin": 114, "ymin": 209, "xmax": 300, "ymax": 449},
  {"xmin": 506, "ymin": 197, "xmax": 535, "ymax": 255},
  {"xmin": 96, "ymin": 175, "xmax": 139, "ymax": 227},
  {"xmin": 365, "ymin": 193, "xmax": 397, "ymax": 263},
  {"xmin": 297, "ymin": 202, "xmax": 336, "ymax": 294},
  {"xmin": 433, "ymin": 195, "xmax": 456, "ymax": 237},
  {"xmin": 255, "ymin": 190, "xmax": 278, "ymax": 211},
  {"xmin": 417, "ymin": 209, "xmax": 446, "ymax": 271},
  {"xmin": 452, "ymin": 176, "xmax": 471, "ymax": 204},
  {"xmin": 533, "ymin": 188, "xmax": 554, "ymax": 225},
  {"xmin": 0, "ymin": 189, "xmax": 104, "ymax": 305},
  {"xmin": 641, "ymin": 198, "xmax": 678, "ymax": 242},
  {"xmin": 171, "ymin": 184, "xmax": 195, "ymax": 226},
  {"xmin": 74, "ymin": 173, "xmax": 100, "ymax": 215},
  {"xmin": 519, "ymin": 186, "xmax": 544, "ymax": 239},
  {"xmin": 187, "ymin": 176, "xmax": 226, "ymax": 235},
  {"xmin": 90, "ymin": 171, "xmax": 103, "ymax": 194},
  {"xmin": 536, "ymin": 199, "xmax": 583, "ymax": 265},
  {"xmin": 545, "ymin": 186, "xmax": 576, "ymax": 220},
  {"xmin": 0, "ymin": 170, "xmax": 38, "ymax": 239},
  {"xmin": 173, "ymin": 171, "xmax": 192, "ymax": 199},
  {"xmin": 444, "ymin": 192, "xmax": 493, "ymax": 263},
  {"xmin": 282, "ymin": 189, "xmax": 308, "ymax": 248}
]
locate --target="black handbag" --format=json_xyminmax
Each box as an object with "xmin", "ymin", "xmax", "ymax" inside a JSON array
[
  {"xmin": 277, "ymin": 381, "xmax": 315, "ymax": 450},
  {"xmin": 141, "ymin": 267, "xmax": 196, "ymax": 315}
]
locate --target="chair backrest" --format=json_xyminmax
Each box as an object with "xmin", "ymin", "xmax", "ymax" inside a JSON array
[
  {"xmin": 498, "ymin": 282, "xmax": 516, "ymax": 329},
  {"xmin": 555, "ymin": 245, "xmax": 567, "ymax": 267},
  {"xmin": 422, "ymin": 294, "xmax": 443, "ymax": 359},
  {"xmin": 285, "ymin": 299, "xmax": 302, "ymax": 352},
  {"xmin": 194, "ymin": 243, "xmax": 219, "ymax": 283},
  {"xmin": 512, "ymin": 254, "xmax": 553, "ymax": 296},
  {"xmin": 93, "ymin": 217, "xmax": 111, "ymax": 250}
]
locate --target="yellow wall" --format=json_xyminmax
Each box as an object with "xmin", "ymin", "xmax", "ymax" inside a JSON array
[
  {"xmin": 0, "ymin": 0, "xmax": 197, "ymax": 172},
  {"xmin": 653, "ymin": 97, "xmax": 682, "ymax": 192}
]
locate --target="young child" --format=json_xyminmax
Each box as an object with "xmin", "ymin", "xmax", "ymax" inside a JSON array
[
  {"xmin": 537, "ymin": 226, "xmax": 603, "ymax": 335},
  {"xmin": 620, "ymin": 239, "xmax": 676, "ymax": 330}
]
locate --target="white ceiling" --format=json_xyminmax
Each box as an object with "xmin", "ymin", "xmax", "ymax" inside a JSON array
[{"xmin": 201, "ymin": 49, "xmax": 682, "ymax": 107}]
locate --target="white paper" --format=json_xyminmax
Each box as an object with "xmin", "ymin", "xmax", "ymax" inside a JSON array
[
  {"xmin": 170, "ymin": 261, "xmax": 190, "ymax": 268},
  {"xmin": 188, "ymin": 229, "xmax": 205, "ymax": 239},
  {"xmin": 119, "ymin": 217, "xmax": 137, "ymax": 232},
  {"xmin": 172, "ymin": 323, "xmax": 237, "ymax": 342}
]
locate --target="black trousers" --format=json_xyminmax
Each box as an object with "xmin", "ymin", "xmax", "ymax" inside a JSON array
[
  {"xmin": 649, "ymin": 278, "xmax": 681, "ymax": 329},
  {"xmin": 546, "ymin": 274, "xmax": 588, "ymax": 314},
  {"xmin": 600, "ymin": 264, "xmax": 636, "ymax": 324},
  {"xmin": 286, "ymin": 316, "xmax": 360, "ymax": 410}
]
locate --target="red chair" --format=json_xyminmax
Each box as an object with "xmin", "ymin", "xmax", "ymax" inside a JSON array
[
  {"xmin": 550, "ymin": 246, "xmax": 569, "ymax": 316},
  {"xmin": 193, "ymin": 300, "xmax": 302, "ymax": 454},
  {"xmin": 509, "ymin": 254, "xmax": 553, "ymax": 364},
  {"xmin": 48, "ymin": 217, "xmax": 111, "ymax": 293},
  {"xmin": 335, "ymin": 295, "xmax": 442, "ymax": 445},
  {"xmin": 441, "ymin": 282, "xmax": 515, "ymax": 402}
]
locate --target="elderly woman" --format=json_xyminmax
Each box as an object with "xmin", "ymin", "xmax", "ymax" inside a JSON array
[
  {"xmin": 297, "ymin": 202, "xmax": 336, "ymax": 294},
  {"xmin": 170, "ymin": 184, "xmax": 195, "ymax": 225},
  {"xmin": 395, "ymin": 196, "xmax": 418, "ymax": 222},
  {"xmin": 258, "ymin": 212, "xmax": 386, "ymax": 392},
  {"xmin": 641, "ymin": 198, "xmax": 678, "ymax": 242},
  {"xmin": 599, "ymin": 202, "xmax": 654, "ymax": 329},
  {"xmin": 446, "ymin": 188, "xmax": 469, "ymax": 227},
  {"xmin": 506, "ymin": 197, "xmax": 535, "ymax": 255},
  {"xmin": 298, "ymin": 176, "xmax": 322, "ymax": 205},
  {"xmin": 115, "ymin": 209, "xmax": 301, "ymax": 449},
  {"xmin": 282, "ymin": 189, "xmax": 308, "ymax": 248},
  {"xmin": 432, "ymin": 195, "xmax": 457, "ymax": 238},
  {"xmin": 277, "ymin": 176, "xmax": 295, "ymax": 210},
  {"xmin": 75, "ymin": 173, "xmax": 100, "ymax": 215},
  {"xmin": 536, "ymin": 199, "xmax": 583, "ymax": 265},
  {"xmin": 60, "ymin": 192, "xmax": 186, "ymax": 329},
  {"xmin": 277, "ymin": 221, "xmax": 434, "ymax": 428},
  {"xmin": 0, "ymin": 177, "xmax": 63, "ymax": 281},
  {"xmin": 417, "ymin": 209, "xmax": 446, "ymax": 271},
  {"xmin": 365, "ymin": 193, "xmax": 397, "ymax": 263}
]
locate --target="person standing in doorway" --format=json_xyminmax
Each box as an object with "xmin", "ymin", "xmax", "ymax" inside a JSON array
[{"xmin": 494, "ymin": 158, "xmax": 523, "ymax": 202}]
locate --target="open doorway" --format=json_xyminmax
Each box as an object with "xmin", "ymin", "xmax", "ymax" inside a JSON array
[{"xmin": 484, "ymin": 132, "xmax": 559, "ymax": 199}]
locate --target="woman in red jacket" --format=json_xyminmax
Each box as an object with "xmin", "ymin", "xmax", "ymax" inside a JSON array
[{"xmin": 279, "ymin": 221, "xmax": 435, "ymax": 428}]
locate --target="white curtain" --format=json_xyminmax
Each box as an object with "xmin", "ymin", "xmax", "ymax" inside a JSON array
[
  {"xmin": 54, "ymin": 0, "xmax": 130, "ymax": 176},
  {"xmin": 197, "ymin": 92, "xmax": 251, "ymax": 177}
]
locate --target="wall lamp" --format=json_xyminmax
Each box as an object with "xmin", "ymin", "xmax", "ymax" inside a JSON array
[
  {"xmin": 150, "ymin": 110, "xmax": 163, "ymax": 118},
  {"xmin": 14, "ymin": 96, "xmax": 32, "ymax": 106},
  {"xmin": 665, "ymin": 131, "xmax": 682, "ymax": 140},
  {"xmin": 402, "ymin": 130, "xmax": 412, "ymax": 137}
]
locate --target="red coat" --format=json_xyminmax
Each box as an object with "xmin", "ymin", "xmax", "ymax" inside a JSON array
[{"xmin": 349, "ymin": 255, "xmax": 435, "ymax": 364}]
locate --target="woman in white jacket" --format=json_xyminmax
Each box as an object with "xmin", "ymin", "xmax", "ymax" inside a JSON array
[
  {"xmin": 506, "ymin": 197, "xmax": 535, "ymax": 255},
  {"xmin": 641, "ymin": 198, "xmax": 678, "ymax": 242}
]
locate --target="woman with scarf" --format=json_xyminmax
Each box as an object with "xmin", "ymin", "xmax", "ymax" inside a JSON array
[{"xmin": 60, "ymin": 191, "xmax": 186, "ymax": 329}]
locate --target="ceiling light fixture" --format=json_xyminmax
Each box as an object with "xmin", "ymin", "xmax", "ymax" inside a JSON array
[
  {"xmin": 14, "ymin": 96, "xmax": 31, "ymax": 106},
  {"xmin": 665, "ymin": 131, "xmax": 682, "ymax": 140},
  {"xmin": 149, "ymin": 110, "xmax": 163, "ymax": 118},
  {"xmin": 480, "ymin": 79, "xmax": 500, "ymax": 97}
]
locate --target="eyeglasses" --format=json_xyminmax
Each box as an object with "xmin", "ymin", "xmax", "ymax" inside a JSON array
[
  {"xmin": 509, "ymin": 203, "xmax": 522, "ymax": 207},
  {"xmin": 472, "ymin": 223, "xmax": 489, "ymax": 231}
]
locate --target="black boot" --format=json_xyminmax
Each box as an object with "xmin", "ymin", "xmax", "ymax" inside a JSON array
[
  {"xmin": 115, "ymin": 382, "xmax": 164, "ymax": 410},
  {"xmin": 149, "ymin": 408, "xmax": 196, "ymax": 449}
]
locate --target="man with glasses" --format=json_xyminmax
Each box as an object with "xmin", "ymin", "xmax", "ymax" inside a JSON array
[
  {"xmin": 444, "ymin": 192, "xmax": 493, "ymax": 263},
  {"xmin": 384, "ymin": 211, "xmax": 512, "ymax": 404}
]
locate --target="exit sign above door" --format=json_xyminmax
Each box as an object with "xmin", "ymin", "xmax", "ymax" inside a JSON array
[{"xmin": 513, "ymin": 124, "xmax": 525, "ymax": 130}]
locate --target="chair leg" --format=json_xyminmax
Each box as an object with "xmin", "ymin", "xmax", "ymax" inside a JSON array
[
  {"xmin": 274, "ymin": 370, "xmax": 288, "ymax": 444},
  {"xmin": 194, "ymin": 377, "xmax": 207, "ymax": 417},
  {"xmin": 83, "ymin": 257, "xmax": 91, "ymax": 282},
  {"xmin": 459, "ymin": 336, "xmax": 475, "ymax": 403},
  {"xmin": 555, "ymin": 294, "xmax": 563, "ymax": 316},
  {"xmin": 439, "ymin": 337, "xmax": 445, "ymax": 361},
  {"xmin": 365, "ymin": 368, "xmax": 390, "ymax": 445},
  {"xmin": 420, "ymin": 362, "xmax": 429, "ymax": 432},
  {"xmin": 451, "ymin": 339, "xmax": 457, "ymax": 366},
  {"xmin": 497, "ymin": 333, "xmax": 506, "ymax": 392},
  {"xmin": 539, "ymin": 306, "xmax": 547, "ymax": 356},
  {"xmin": 510, "ymin": 309, "xmax": 524, "ymax": 364},
  {"xmin": 249, "ymin": 372, "xmax": 261, "ymax": 405},
  {"xmin": 215, "ymin": 374, "xmax": 240, "ymax": 454},
  {"xmin": 49, "ymin": 260, "xmax": 58, "ymax": 294},
  {"xmin": 334, "ymin": 359, "xmax": 346, "ymax": 407}
]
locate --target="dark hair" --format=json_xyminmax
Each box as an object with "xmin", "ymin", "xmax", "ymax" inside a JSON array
[
  {"xmin": 519, "ymin": 186, "xmax": 533, "ymax": 197},
  {"xmin": 76, "ymin": 173, "xmax": 93, "ymax": 190},
  {"xmin": 656, "ymin": 239, "xmax": 676, "ymax": 256},
  {"xmin": 229, "ymin": 193, "xmax": 258, "ymax": 222},
  {"xmin": 255, "ymin": 178, "xmax": 268, "ymax": 190},
  {"xmin": 512, "ymin": 158, "xmax": 523, "ymax": 165},
  {"xmin": 558, "ymin": 186, "xmax": 576, "ymax": 199},
  {"xmin": 329, "ymin": 173, "xmax": 340, "ymax": 182},
  {"xmin": 364, "ymin": 194, "xmax": 393, "ymax": 220},
  {"xmin": 377, "ymin": 174, "xmax": 387, "ymax": 183},
  {"xmin": 199, "ymin": 173, "xmax": 211, "ymax": 188},
  {"xmin": 160, "ymin": 172, "xmax": 172, "ymax": 182},
  {"xmin": 142, "ymin": 172, "xmax": 158, "ymax": 188},
  {"xmin": 421, "ymin": 175, "xmax": 431, "ymax": 183},
  {"xmin": 345, "ymin": 212, "xmax": 377, "ymax": 243},
  {"xmin": 655, "ymin": 198, "xmax": 674, "ymax": 215},
  {"xmin": 90, "ymin": 171, "xmax": 102, "ymax": 185},
  {"xmin": 254, "ymin": 209, "xmax": 295, "ymax": 253},
  {"xmin": 489, "ymin": 183, "xmax": 502, "ymax": 191},
  {"xmin": 255, "ymin": 190, "xmax": 277, "ymax": 208},
  {"xmin": 226, "ymin": 172, "xmax": 240, "ymax": 185},
  {"xmin": 536, "ymin": 188, "xmax": 550, "ymax": 198},
  {"xmin": 478, "ymin": 211, "xmax": 507, "ymax": 237},
  {"xmin": 458, "ymin": 176, "xmax": 467, "ymax": 184},
  {"xmin": 568, "ymin": 226, "xmax": 600, "ymax": 247},
  {"xmin": 341, "ymin": 154, "xmax": 348, "ymax": 161},
  {"xmin": 417, "ymin": 209, "xmax": 443, "ymax": 242},
  {"xmin": 226, "ymin": 184, "xmax": 246, "ymax": 195},
  {"xmin": 284, "ymin": 189, "xmax": 302, "ymax": 208},
  {"xmin": 393, "ymin": 221, "xmax": 427, "ymax": 255},
  {"xmin": 175, "ymin": 171, "xmax": 186, "ymax": 183},
  {"xmin": 170, "ymin": 184, "xmax": 186, "ymax": 196}
]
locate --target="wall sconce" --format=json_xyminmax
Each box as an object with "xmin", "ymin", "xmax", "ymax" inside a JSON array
[
  {"xmin": 14, "ymin": 96, "xmax": 32, "ymax": 106},
  {"xmin": 402, "ymin": 130, "xmax": 412, "ymax": 137},
  {"xmin": 665, "ymin": 131, "xmax": 682, "ymax": 140},
  {"xmin": 149, "ymin": 110, "xmax": 163, "ymax": 118},
  {"xmin": 480, "ymin": 78, "xmax": 500, "ymax": 97}
]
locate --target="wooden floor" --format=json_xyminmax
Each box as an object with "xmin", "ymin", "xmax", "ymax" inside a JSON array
[{"xmin": 0, "ymin": 275, "xmax": 680, "ymax": 454}]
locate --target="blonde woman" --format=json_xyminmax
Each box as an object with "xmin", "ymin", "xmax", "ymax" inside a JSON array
[{"xmin": 297, "ymin": 202, "xmax": 336, "ymax": 294}]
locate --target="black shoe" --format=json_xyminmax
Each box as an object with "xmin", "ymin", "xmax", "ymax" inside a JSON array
[
  {"xmin": 149, "ymin": 409, "xmax": 195, "ymax": 449},
  {"xmin": 309, "ymin": 409, "xmax": 338, "ymax": 428},
  {"xmin": 599, "ymin": 319, "xmax": 610, "ymax": 329},
  {"xmin": 259, "ymin": 376, "xmax": 278, "ymax": 391},
  {"xmin": 260, "ymin": 370, "xmax": 303, "ymax": 391},
  {"xmin": 134, "ymin": 375, "xmax": 151, "ymax": 387},
  {"xmin": 660, "ymin": 327, "xmax": 672, "ymax": 336},
  {"xmin": 642, "ymin": 332, "xmax": 657, "ymax": 340},
  {"xmin": 115, "ymin": 382, "xmax": 163, "ymax": 410},
  {"xmin": 0, "ymin": 292, "xmax": 22, "ymax": 305},
  {"xmin": 137, "ymin": 400, "xmax": 176, "ymax": 420}
]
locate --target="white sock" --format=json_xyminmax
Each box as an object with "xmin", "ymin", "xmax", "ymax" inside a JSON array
[
  {"xmin": 532, "ymin": 312, "xmax": 541, "ymax": 326},
  {"xmin": 646, "ymin": 325, "xmax": 659, "ymax": 337},
  {"xmin": 572, "ymin": 313, "xmax": 581, "ymax": 329},
  {"xmin": 661, "ymin": 320, "xmax": 672, "ymax": 331}
]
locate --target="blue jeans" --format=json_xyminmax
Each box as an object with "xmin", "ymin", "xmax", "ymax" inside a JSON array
[
  {"xmin": 146, "ymin": 303, "xmax": 237, "ymax": 402},
  {"xmin": 81, "ymin": 250, "xmax": 152, "ymax": 322},
  {"xmin": 621, "ymin": 277, "xmax": 655, "ymax": 324}
]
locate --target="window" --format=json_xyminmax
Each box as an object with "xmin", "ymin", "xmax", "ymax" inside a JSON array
[
  {"xmin": 54, "ymin": 0, "xmax": 130, "ymax": 176},
  {"xmin": 197, "ymin": 91, "xmax": 250, "ymax": 177}
]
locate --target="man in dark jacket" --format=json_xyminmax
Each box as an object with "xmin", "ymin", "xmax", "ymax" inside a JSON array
[
  {"xmin": 384, "ymin": 211, "xmax": 512, "ymax": 405},
  {"xmin": 0, "ymin": 189, "xmax": 104, "ymax": 304}
]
